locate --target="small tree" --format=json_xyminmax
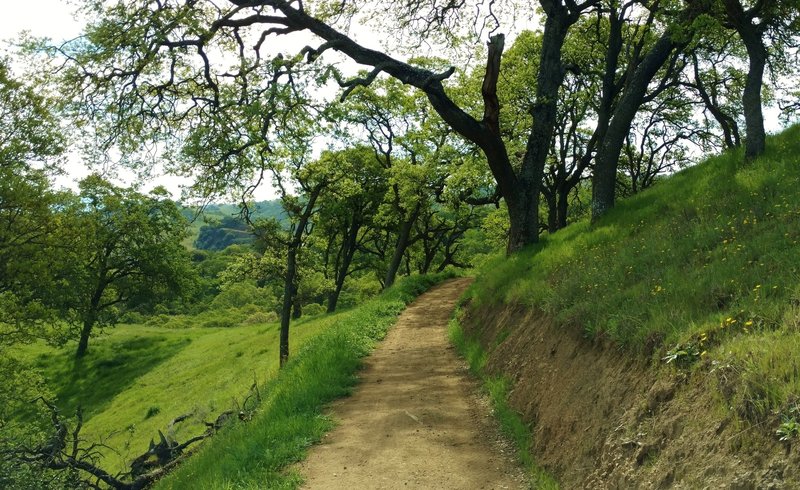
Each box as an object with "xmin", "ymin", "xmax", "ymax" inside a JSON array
[{"xmin": 54, "ymin": 176, "xmax": 194, "ymax": 358}]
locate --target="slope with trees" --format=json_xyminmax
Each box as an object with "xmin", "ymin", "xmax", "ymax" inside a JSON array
[{"xmin": 53, "ymin": 176, "xmax": 195, "ymax": 358}]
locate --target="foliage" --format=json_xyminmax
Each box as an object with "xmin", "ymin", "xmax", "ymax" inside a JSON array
[
  {"xmin": 777, "ymin": 416, "xmax": 800, "ymax": 442},
  {"xmin": 0, "ymin": 59, "xmax": 64, "ymax": 172},
  {"xmin": 0, "ymin": 356, "xmax": 72, "ymax": 489},
  {"xmin": 0, "ymin": 60, "xmax": 66, "ymax": 347},
  {"xmin": 210, "ymin": 282, "xmax": 276, "ymax": 312},
  {"xmin": 194, "ymin": 215, "xmax": 253, "ymax": 251}
]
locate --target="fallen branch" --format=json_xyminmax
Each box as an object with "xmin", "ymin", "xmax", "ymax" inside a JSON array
[{"xmin": 4, "ymin": 380, "xmax": 265, "ymax": 488}]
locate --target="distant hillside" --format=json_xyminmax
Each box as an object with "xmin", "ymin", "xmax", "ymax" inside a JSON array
[
  {"xmin": 181, "ymin": 200, "xmax": 286, "ymax": 250},
  {"xmin": 461, "ymin": 125, "xmax": 800, "ymax": 488}
]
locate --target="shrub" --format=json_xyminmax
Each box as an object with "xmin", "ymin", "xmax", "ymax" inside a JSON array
[
  {"xmin": 153, "ymin": 304, "xmax": 171, "ymax": 315},
  {"xmin": 303, "ymin": 303, "xmax": 325, "ymax": 317},
  {"xmin": 201, "ymin": 313, "xmax": 239, "ymax": 329},
  {"xmin": 210, "ymin": 282, "xmax": 275, "ymax": 311},
  {"xmin": 144, "ymin": 314, "xmax": 170, "ymax": 327},
  {"xmin": 242, "ymin": 311, "xmax": 279, "ymax": 325},
  {"xmin": 119, "ymin": 311, "xmax": 146, "ymax": 324}
]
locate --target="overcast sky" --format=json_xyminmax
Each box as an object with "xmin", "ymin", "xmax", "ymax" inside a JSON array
[{"xmin": 1, "ymin": 1, "xmax": 83, "ymax": 48}]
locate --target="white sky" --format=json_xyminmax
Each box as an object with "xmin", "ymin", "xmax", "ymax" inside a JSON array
[{"xmin": 0, "ymin": 0, "xmax": 82, "ymax": 44}]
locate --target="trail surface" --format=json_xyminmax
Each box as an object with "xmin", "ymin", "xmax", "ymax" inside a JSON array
[{"xmin": 299, "ymin": 277, "xmax": 525, "ymax": 489}]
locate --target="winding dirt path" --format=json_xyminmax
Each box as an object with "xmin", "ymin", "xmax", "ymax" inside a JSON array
[{"xmin": 299, "ymin": 278, "xmax": 526, "ymax": 489}]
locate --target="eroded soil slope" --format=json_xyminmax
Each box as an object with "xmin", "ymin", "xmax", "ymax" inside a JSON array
[
  {"xmin": 463, "ymin": 303, "xmax": 800, "ymax": 489},
  {"xmin": 299, "ymin": 278, "xmax": 526, "ymax": 489}
]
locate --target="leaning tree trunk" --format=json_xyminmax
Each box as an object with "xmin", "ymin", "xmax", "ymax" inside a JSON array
[
  {"xmin": 722, "ymin": 0, "xmax": 768, "ymax": 160},
  {"xmin": 76, "ymin": 314, "xmax": 95, "ymax": 359},
  {"xmin": 691, "ymin": 53, "xmax": 741, "ymax": 149},
  {"xmin": 384, "ymin": 212, "xmax": 417, "ymax": 288},
  {"xmin": 291, "ymin": 297, "xmax": 302, "ymax": 319},
  {"xmin": 544, "ymin": 189, "xmax": 558, "ymax": 233},
  {"xmin": 277, "ymin": 184, "xmax": 324, "ymax": 368},
  {"xmin": 507, "ymin": 9, "xmax": 573, "ymax": 250},
  {"xmin": 556, "ymin": 184, "xmax": 569, "ymax": 230},
  {"xmin": 327, "ymin": 223, "xmax": 359, "ymax": 313},
  {"xmin": 591, "ymin": 34, "xmax": 677, "ymax": 222},
  {"xmin": 266, "ymin": 1, "xmax": 587, "ymax": 254},
  {"xmin": 76, "ymin": 288, "xmax": 103, "ymax": 358},
  {"xmin": 279, "ymin": 245, "xmax": 297, "ymax": 367}
]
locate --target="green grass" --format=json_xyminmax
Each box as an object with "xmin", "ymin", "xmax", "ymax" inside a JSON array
[
  {"xmin": 467, "ymin": 125, "xmax": 800, "ymax": 428},
  {"xmin": 449, "ymin": 310, "xmax": 558, "ymax": 489},
  {"xmin": 17, "ymin": 319, "xmax": 338, "ymax": 473},
  {"xmin": 13, "ymin": 273, "xmax": 451, "ymax": 486},
  {"xmin": 154, "ymin": 272, "xmax": 452, "ymax": 489}
]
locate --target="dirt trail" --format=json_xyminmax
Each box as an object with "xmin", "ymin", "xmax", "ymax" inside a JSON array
[{"xmin": 299, "ymin": 278, "xmax": 526, "ymax": 489}]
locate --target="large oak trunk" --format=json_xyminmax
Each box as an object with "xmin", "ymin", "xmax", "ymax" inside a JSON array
[
  {"xmin": 742, "ymin": 38, "xmax": 767, "ymax": 159},
  {"xmin": 591, "ymin": 34, "xmax": 677, "ymax": 221}
]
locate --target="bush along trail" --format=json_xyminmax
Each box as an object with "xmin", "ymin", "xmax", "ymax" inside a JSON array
[{"xmin": 298, "ymin": 277, "xmax": 527, "ymax": 489}]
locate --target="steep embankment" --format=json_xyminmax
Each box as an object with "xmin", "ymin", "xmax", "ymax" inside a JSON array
[{"xmin": 461, "ymin": 126, "xmax": 800, "ymax": 488}]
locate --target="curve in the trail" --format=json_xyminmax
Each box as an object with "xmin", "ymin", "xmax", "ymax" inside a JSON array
[{"xmin": 299, "ymin": 277, "xmax": 526, "ymax": 489}]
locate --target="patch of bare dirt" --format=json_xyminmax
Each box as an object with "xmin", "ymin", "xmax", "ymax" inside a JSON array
[
  {"xmin": 298, "ymin": 278, "xmax": 527, "ymax": 489},
  {"xmin": 462, "ymin": 303, "xmax": 800, "ymax": 489}
]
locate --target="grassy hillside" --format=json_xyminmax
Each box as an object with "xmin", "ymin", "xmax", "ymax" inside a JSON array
[
  {"xmin": 17, "ymin": 316, "xmax": 339, "ymax": 473},
  {"xmin": 14, "ymin": 273, "xmax": 450, "ymax": 487},
  {"xmin": 470, "ymin": 125, "xmax": 800, "ymax": 427}
]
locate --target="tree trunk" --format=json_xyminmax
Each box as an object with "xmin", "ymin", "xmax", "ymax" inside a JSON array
[
  {"xmin": 591, "ymin": 33, "xmax": 677, "ymax": 221},
  {"xmin": 556, "ymin": 185, "xmax": 569, "ymax": 230},
  {"xmin": 545, "ymin": 190, "xmax": 557, "ymax": 233},
  {"xmin": 741, "ymin": 36, "xmax": 767, "ymax": 159},
  {"xmin": 327, "ymin": 281, "xmax": 344, "ymax": 314},
  {"xmin": 291, "ymin": 297, "xmax": 302, "ymax": 319},
  {"xmin": 722, "ymin": 0, "xmax": 767, "ymax": 159},
  {"xmin": 76, "ymin": 285, "xmax": 104, "ymax": 358},
  {"xmin": 691, "ymin": 53, "xmax": 741, "ymax": 149},
  {"xmin": 505, "ymin": 190, "xmax": 541, "ymax": 253},
  {"xmin": 327, "ymin": 250, "xmax": 351, "ymax": 313},
  {"xmin": 327, "ymin": 215, "xmax": 362, "ymax": 313},
  {"xmin": 507, "ymin": 9, "xmax": 572, "ymax": 249},
  {"xmin": 279, "ymin": 244, "xmax": 296, "ymax": 368},
  {"xmin": 384, "ymin": 213, "xmax": 417, "ymax": 288},
  {"xmin": 268, "ymin": 2, "xmax": 590, "ymax": 253},
  {"xmin": 278, "ymin": 184, "xmax": 324, "ymax": 368},
  {"xmin": 75, "ymin": 313, "xmax": 95, "ymax": 359}
]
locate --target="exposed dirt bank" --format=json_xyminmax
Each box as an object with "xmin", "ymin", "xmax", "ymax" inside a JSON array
[
  {"xmin": 299, "ymin": 278, "xmax": 526, "ymax": 489},
  {"xmin": 461, "ymin": 303, "xmax": 800, "ymax": 489}
]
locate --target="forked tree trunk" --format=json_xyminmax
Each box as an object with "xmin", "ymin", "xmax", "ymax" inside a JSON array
[
  {"xmin": 592, "ymin": 34, "xmax": 678, "ymax": 221},
  {"xmin": 279, "ymin": 245, "xmax": 296, "ymax": 368},
  {"xmin": 722, "ymin": 0, "xmax": 768, "ymax": 160},
  {"xmin": 278, "ymin": 184, "xmax": 324, "ymax": 368}
]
